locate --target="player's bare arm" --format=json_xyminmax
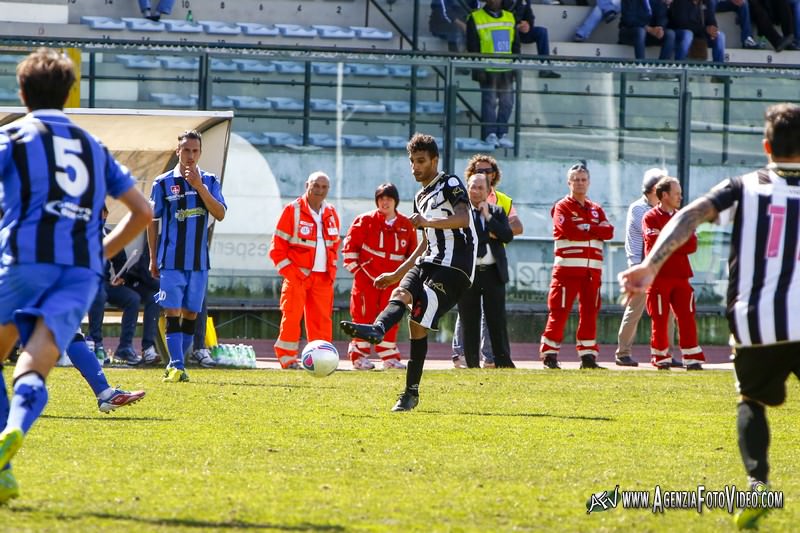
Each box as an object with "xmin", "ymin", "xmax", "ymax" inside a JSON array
[
  {"xmin": 375, "ymin": 233, "xmax": 427, "ymax": 289},
  {"xmin": 619, "ymin": 197, "xmax": 718, "ymax": 294},
  {"xmin": 413, "ymin": 201, "xmax": 470, "ymax": 230},
  {"xmin": 147, "ymin": 219, "xmax": 160, "ymax": 278}
]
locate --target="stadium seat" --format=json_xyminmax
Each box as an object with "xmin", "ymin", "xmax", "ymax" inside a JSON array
[
  {"xmin": 228, "ymin": 96, "xmax": 272, "ymax": 110},
  {"xmin": 163, "ymin": 20, "xmax": 204, "ymax": 33},
  {"xmin": 267, "ymin": 97, "xmax": 305, "ymax": 111},
  {"xmin": 350, "ymin": 26, "xmax": 393, "ymax": 40},
  {"xmin": 210, "ymin": 59, "xmax": 238, "ymax": 72},
  {"xmin": 199, "ymin": 20, "xmax": 242, "ymax": 36},
  {"xmin": 272, "ymin": 61, "xmax": 305, "ymax": 74},
  {"xmin": 212, "ymin": 95, "xmax": 235, "ymax": 109},
  {"xmin": 150, "ymin": 93, "xmax": 198, "ymax": 107},
  {"xmin": 80, "ymin": 16, "xmax": 126, "ymax": 31},
  {"xmin": 121, "ymin": 17, "xmax": 166, "ymax": 32},
  {"xmin": 381, "ymin": 100, "xmax": 444, "ymax": 114},
  {"xmin": 313, "ymin": 25, "xmax": 357, "ymax": 39},
  {"xmin": 158, "ymin": 56, "xmax": 199, "ymax": 70},
  {"xmin": 312, "ymin": 62, "xmax": 352, "ymax": 76},
  {"xmin": 456, "ymin": 137, "xmax": 496, "ymax": 151},
  {"xmin": 116, "ymin": 55, "xmax": 162, "ymax": 69},
  {"xmin": 308, "ymin": 133, "xmax": 340, "ymax": 147},
  {"xmin": 263, "ymin": 132, "xmax": 304, "ymax": 146},
  {"xmin": 233, "ymin": 59, "xmax": 275, "ymax": 73},
  {"xmin": 275, "ymin": 24, "xmax": 318, "ymax": 38},
  {"xmin": 387, "ymin": 65, "xmax": 430, "ymax": 79},
  {"xmin": 419, "ymin": 101, "xmax": 445, "ymax": 114},
  {"xmin": 342, "ymin": 99, "xmax": 386, "ymax": 113},
  {"xmin": 347, "ymin": 63, "xmax": 391, "ymax": 77},
  {"xmin": 310, "ymin": 99, "xmax": 343, "ymax": 112},
  {"xmin": 0, "ymin": 88, "xmax": 18, "ymax": 101},
  {"xmin": 237, "ymin": 23, "xmax": 280, "ymax": 36},
  {"xmin": 235, "ymin": 131, "xmax": 271, "ymax": 146},
  {"xmin": 342, "ymin": 134, "xmax": 384, "ymax": 148},
  {"xmin": 377, "ymin": 135, "xmax": 408, "ymax": 150}
]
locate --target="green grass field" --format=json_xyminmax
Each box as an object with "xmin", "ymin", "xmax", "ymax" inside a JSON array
[{"xmin": 0, "ymin": 367, "xmax": 797, "ymax": 531}]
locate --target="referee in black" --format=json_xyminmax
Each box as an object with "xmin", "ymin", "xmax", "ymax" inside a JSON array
[
  {"xmin": 340, "ymin": 133, "xmax": 476, "ymax": 412},
  {"xmin": 619, "ymin": 103, "xmax": 800, "ymax": 530}
]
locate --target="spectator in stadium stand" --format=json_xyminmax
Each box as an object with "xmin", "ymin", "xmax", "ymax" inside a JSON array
[
  {"xmin": 711, "ymin": 0, "xmax": 770, "ymax": 50},
  {"xmin": 669, "ymin": 0, "xmax": 726, "ymax": 63},
  {"xmin": 451, "ymin": 154, "xmax": 523, "ymax": 369},
  {"xmin": 749, "ymin": 0, "xmax": 796, "ymax": 51},
  {"xmin": 466, "ymin": 0, "xmax": 521, "ymax": 150},
  {"xmin": 573, "ymin": 0, "xmax": 621, "ymax": 43},
  {"xmin": 342, "ymin": 183, "xmax": 417, "ymax": 371},
  {"xmin": 138, "ymin": 0, "xmax": 175, "ymax": 21},
  {"xmin": 148, "ymin": 130, "xmax": 227, "ymax": 383},
  {"xmin": 456, "ymin": 173, "xmax": 515, "ymax": 369},
  {"xmin": 0, "ymin": 47, "xmax": 152, "ymax": 504},
  {"xmin": 620, "ymin": 102, "xmax": 800, "ymax": 530},
  {"xmin": 641, "ymin": 176, "xmax": 705, "ymax": 370},
  {"xmin": 618, "ymin": 0, "xmax": 676, "ymax": 60},
  {"xmin": 539, "ymin": 161, "xmax": 614, "ymax": 370},
  {"xmin": 269, "ymin": 172, "xmax": 341, "ymax": 370},
  {"xmin": 615, "ymin": 168, "xmax": 677, "ymax": 367},
  {"xmin": 502, "ymin": 0, "xmax": 561, "ymax": 79},
  {"xmin": 429, "ymin": 0, "xmax": 479, "ymax": 52}
]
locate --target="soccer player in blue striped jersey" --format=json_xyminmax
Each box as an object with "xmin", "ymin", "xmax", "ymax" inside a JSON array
[
  {"xmin": 147, "ymin": 130, "xmax": 226, "ymax": 383},
  {"xmin": 0, "ymin": 48, "xmax": 153, "ymax": 503}
]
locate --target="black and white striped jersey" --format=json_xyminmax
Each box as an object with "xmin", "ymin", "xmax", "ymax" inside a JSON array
[
  {"xmin": 414, "ymin": 172, "xmax": 476, "ymax": 282},
  {"xmin": 706, "ymin": 164, "xmax": 800, "ymax": 347}
]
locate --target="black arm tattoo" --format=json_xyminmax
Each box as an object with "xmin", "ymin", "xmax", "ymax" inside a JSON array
[{"xmin": 646, "ymin": 197, "xmax": 719, "ymax": 272}]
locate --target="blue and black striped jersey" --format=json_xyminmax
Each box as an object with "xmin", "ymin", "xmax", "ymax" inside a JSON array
[
  {"xmin": 0, "ymin": 110, "xmax": 136, "ymax": 274},
  {"xmin": 151, "ymin": 165, "xmax": 226, "ymax": 271}
]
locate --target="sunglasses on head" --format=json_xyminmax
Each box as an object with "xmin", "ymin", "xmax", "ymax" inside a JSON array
[
  {"xmin": 475, "ymin": 166, "xmax": 495, "ymax": 173},
  {"xmin": 569, "ymin": 163, "xmax": 588, "ymax": 172}
]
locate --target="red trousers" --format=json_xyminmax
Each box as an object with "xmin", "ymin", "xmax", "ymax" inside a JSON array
[
  {"xmin": 646, "ymin": 277, "xmax": 704, "ymax": 366},
  {"xmin": 274, "ymin": 272, "xmax": 334, "ymax": 368},
  {"xmin": 348, "ymin": 271, "xmax": 401, "ymax": 361},
  {"xmin": 540, "ymin": 270, "xmax": 601, "ymax": 358}
]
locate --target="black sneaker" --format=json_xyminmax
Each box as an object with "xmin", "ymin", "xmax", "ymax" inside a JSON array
[
  {"xmin": 669, "ymin": 359, "xmax": 683, "ymax": 368},
  {"xmin": 391, "ymin": 391, "xmax": 419, "ymax": 412},
  {"xmin": 615, "ymin": 356, "xmax": 639, "ymax": 367},
  {"xmin": 685, "ymin": 363, "xmax": 704, "ymax": 371},
  {"xmin": 339, "ymin": 321, "xmax": 384, "ymax": 344},
  {"xmin": 657, "ymin": 364, "xmax": 671, "ymax": 370},
  {"xmin": 542, "ymin": 355, "xmax": 561, "ymax": 369},
  {"xmin": 580, "ymin": 355, "xmax": 605, "ymax": 369}
]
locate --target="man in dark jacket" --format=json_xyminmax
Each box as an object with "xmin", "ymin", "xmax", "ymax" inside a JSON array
[
  {"xmin": 457, "ymin": 173, "xmax": 515, "ymax": 368},
  {"xmin": 619, "ymin": 0, "xmax": 676, "ymax": 59},
  {"xmin": 670, "ymin": 0, "xmax": 726, "ymax": 62},
  {"xmin": 430, "ymin": 0, "xmax": 479, "ymax": 52}
]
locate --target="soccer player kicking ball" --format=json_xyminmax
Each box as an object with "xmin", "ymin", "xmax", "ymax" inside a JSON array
[
  {"xmin": 340, "ymin": 134, "xmax": 476, "ymax": 412},
  {"xmin": 620, "ymin": 103, "xmax": 800, "ymax": 530},
  {"xmin": 0, "ymin": 48, "xmax": 153, "ymax": 504}
]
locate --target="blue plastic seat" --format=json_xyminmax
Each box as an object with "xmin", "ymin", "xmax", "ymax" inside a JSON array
[
  {"xmin": 312, "ymin": 63, "xmax": 351, "ymax": 76},
  {"xmin": 212, "ymin": 95, "xmax": 234, "ymax": 109},
  {"xmin": 312, "ymin": 25, "xmax": 356, "ymax": 39},
  {"xmin": 228, "ymin": 96, "xmax": 272, "ymax": 110},
  {"xmin": 347, "ymin": 63, "xmax": 390, "ymax": 77},
  {"xmin": 121, "ymin": 17, "xmax": 166, "ymax": 32},
  {"xmin": 263, "ymin": 132, "xmax": 304, "ymax": 146},
  {"xmin": 0, "ymin": 88, "xmax": 18, "ymax": 101},
  {"xmin": 387, "ymin": 65, "xmax": 430, "ymax": 79},
  {"xmin": 272, "ymin": 61, "xmax": 305, "ymax": 74},
  {"xmin": 343, "ymin": 135, "xmax": 384, "ymax": 148},
  {"xmin": 419, "ymin": 101, "xmax": 445, "ymax": 114},
  {"xmin": 117, "ymin": 54, "xmax": 162, "ymax": 69},
  {"xmin": 164, "ymin": 20, "xmax": 203, "ymax": 33},
  {"xmin": 150, "ymin": 93, "xmax": 198, "ymax": 108},
  {"xmin": 237, "ymin": 22, "xmax": 279, "ymax": 36},
  {"xmin": 376, "ymin": 136, "xmax": 408, "ymax": 150},
  {"xmin": 233, "ymin": 59, "xmax": 275, "ymax": 73},
  {"xmin": 81, "ymin": 16, "xmax": 126, "ymax": 31},
  {"xmin": 210, "ymin": 58, "xmax": 238, "ymax": 72},
  {"xmin": 308, "ymin": 133, "xmax": 340, "ymax": 147},
  {"xmin": 310, "ymin": 99, "xmax": 341, "ymax": 112},
  {"xmin": 199, "ymin": 20, "xmax": 242, "ymax": 35},
  {"xmin": 158, "ymin": 56, "xmax": 199, "ymax": 70},
  {"xmin": 275, "ymin": 24, "xmax": 318, "ymax": 38},
  {"xmin": 380, "ymin": 100, "xmax": 411, "ymax": 114},
  {"xmin": 267, "ymin": 97, "xmax": 304, "ymax": 111},
  {"xmin": 343, "ymin": 100, "xmax": 386, "ymax": 113},
  {"xmin": 235, "ymin": 131, "xmax": 271, "ymax": 146},
  {"xmin": 456, "ymin": 137, "xmax": 496, "ymax": 151},
  {"xmin": 350, "ymin": 26, "xmax": 393, "ymax": 40}
]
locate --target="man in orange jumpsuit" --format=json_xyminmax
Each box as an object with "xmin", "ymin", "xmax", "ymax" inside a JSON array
[
  {"xmin": 540, "ymin": 161, "xmax": 614, "ymax": 369},
  {"xmin": 269, "ymin": 171, "xmax": 341, "ymax": 369},
  {"xmin": 343, "ymin": 183, "xmax": 418, "ymax": 370},
  {"xmin": 642, "ymin": 176, "xmax": 705, "ymax": 370}
]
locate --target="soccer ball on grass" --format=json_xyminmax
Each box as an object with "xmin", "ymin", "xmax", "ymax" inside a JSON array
[{"xmin": 300, "ymin": 340, "xmax": 339, "ymax": 377}]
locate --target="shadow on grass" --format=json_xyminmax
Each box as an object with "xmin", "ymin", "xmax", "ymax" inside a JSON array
[
  {"xmin": 41, "ymin": 415, "xmax": 171, "ymax": 422},
  {"xmin": 8, "ymin": 507, "xmax": 344, "ymax": 530},
  {"xmin": 426, "ymin": 411, "xmax": 613, "ymax": 421},
  {"xmin": 201, "ymin": 380, "xmax": 338, "ymax": 389}
]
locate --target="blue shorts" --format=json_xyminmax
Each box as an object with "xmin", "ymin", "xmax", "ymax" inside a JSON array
[
  {"xmin": 156, "ymin": 269, "xmax": 207, "ymax": 313},
  {"xmin": 0, "ymin": 264, "xmax": 99, "ymax": 353}
]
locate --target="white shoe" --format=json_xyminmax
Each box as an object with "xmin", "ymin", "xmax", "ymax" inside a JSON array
[
  {"xmin": 484, "ymin": 133, "xmax": 499, "ymax": 147},
  {"xmin": 498, "ymin": 134, "xmax": 514, "ymax": 149},
  {"xmin": 192, "ymin": 348, "xmax": 216, "ymax": 368},
  {"xmin": 352, "ymin": 356, "xmax": 375, "ymax": 370},
  {"xmin": 452, "ymin": 355, "xmax": 467, "ymax": 369},
  {"xmin": 382, "ymin": 358, "xmax": 406, "ymax": 370},
  {"xmin": 142, "ymin": 346, "xmax": 160, "ymax": 365}
]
